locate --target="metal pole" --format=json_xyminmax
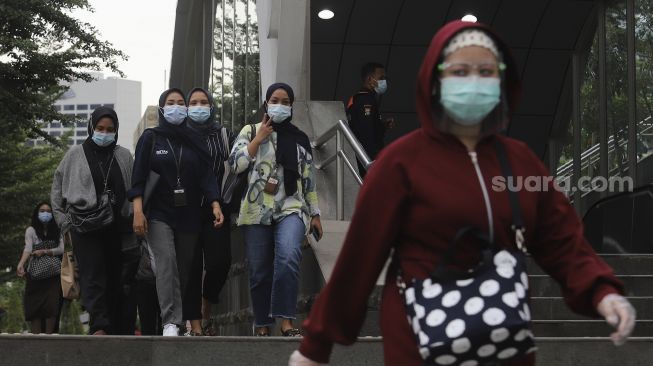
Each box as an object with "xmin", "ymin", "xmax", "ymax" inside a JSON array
[
  {"xmin": 572, "ymin": 53, "xmax": 582, "ymax": 212},
  {"xmin": 598, "ymin": 0, "xmax": 608, "ymax": 198},
  {"xmin": 336, "ymin": 130, "xmax": 344, "ymax": 220},
  {"xmin": 245, "ymin": 0, "xmax": 250, "ymax": 122},
  {"xmin": 627, "ymin": 0, "xmax": 637, "ymax": 186},
  {"xmin": 221, "ymin": 0, "xmax": 225, "ymax": 125},
  {"xmin": 232, "ymin": 0, "xmax": 236, "ymax": 130}
]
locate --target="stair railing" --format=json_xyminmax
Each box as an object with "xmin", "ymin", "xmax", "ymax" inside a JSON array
[{"xmin": 312, "ymin": 119, "xmax": 372, "ymax": 220}]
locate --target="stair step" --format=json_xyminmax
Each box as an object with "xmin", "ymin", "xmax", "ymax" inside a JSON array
[
  {"xmin": 2, "ymin": 335, "xmax": 653, "ymax": 366},
  {"xmin": 532, "ymin": 320, "xmax": 653, "ymax": 337},
  {"xmin": 529, "ymin": 297, "xmax": 653, "ymax": 320},
  {"xmin": 528, "ymin": 275, "xmax": 653, "ymax": 297},
  {"xmin": 526, "ymin": 254, "xmax": 653, "ymax": 276}
]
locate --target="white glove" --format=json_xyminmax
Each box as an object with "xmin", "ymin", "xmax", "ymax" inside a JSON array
[
  {"xmin": 596, "ymin": 293, "xmax": 636, "ymax": 346},
  {"xmin": 288, "ymin": 350, "xmax": 326, "ymax": 366}
]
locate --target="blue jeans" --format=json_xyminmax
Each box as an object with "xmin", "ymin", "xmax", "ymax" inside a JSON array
[{"xmin": 243, "ymin": 214, "xmax": 305, "ymax": 327}]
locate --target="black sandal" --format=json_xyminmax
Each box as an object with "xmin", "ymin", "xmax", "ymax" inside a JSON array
[{"xmin": 280, "ymin": 327, "xmax": 302, "ymax": 337}]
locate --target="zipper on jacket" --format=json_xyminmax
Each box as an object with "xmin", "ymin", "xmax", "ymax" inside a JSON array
[{"xmin": 468, "ymin": 151, "xmax": 494, "ymax": 242}]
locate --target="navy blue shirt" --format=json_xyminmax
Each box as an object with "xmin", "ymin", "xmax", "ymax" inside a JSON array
[{"xmin": 128, "ymin": 130, "xmax": 220, "ymax": 232}]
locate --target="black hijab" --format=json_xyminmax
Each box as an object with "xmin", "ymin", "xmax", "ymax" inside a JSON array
[
  {"xmin": 146, "ymin": 88, "xmax": 214, "ymax": 166},
  {"xmin": 186, "ymin": 87, "xmax": 221, "ymax": 135},
  {"xmin": 82, "ymin": 106, "xmax": 125, "ymax": 208},
  {"xmin": 265, "ymin": 83, "xmax": 312, "ymax": 196}
]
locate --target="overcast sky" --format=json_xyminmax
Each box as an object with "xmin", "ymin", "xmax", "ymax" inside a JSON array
[{"xmin": 72, "ymin": 0, "xmax": 177, "ymax": 148}]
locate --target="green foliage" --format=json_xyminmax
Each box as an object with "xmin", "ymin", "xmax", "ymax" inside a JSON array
[
  {"xmin": 0, "ymin": 0, "xmax": 124, "ymax": 271},
  {"xmin": 0, "ymin": 280, "xmax": 27, "ymax": 333},
  {"xmin": 59, "ymin": 299, "xmax": 84, "ymax": 335},
  {"xmin": 0, "ymin": 133, "xmax": 65, "ymax": 271},
  {"xmin": 0, "ymin": 0, "xmax": 126, "ymax": 144}
]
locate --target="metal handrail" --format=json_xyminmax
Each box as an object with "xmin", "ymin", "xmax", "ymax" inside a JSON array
[
  {"xmin": 312, "ymin": 119, "xmax": 373, "ymax": 220},
  {"xmin": 556, "ymin": 115, "xmax": 653, "ymax": 179}
]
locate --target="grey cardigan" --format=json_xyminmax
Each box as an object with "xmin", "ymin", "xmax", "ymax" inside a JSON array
[{"xmin": 51, "ymin": 144, "xmax": 134, "ymax": 233}]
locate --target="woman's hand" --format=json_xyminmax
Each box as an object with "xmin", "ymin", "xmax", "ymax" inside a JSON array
[
  {"xmin": 212, "ymin": 202, "xmax": 225, "ymax": 228},
  {"xmin": 288, "ymin": 350, "xmax": 324, "ymax": 366},
  {"xmin": 254, "ymin": 114, "xmax": 274, "ymax": 143},
  {"xmin": 16, "ymin": 264, "xmax": 25, "ymax": 278},
  {"xmin": 310, "ymin": 215, "xmax": 323, "ymax": 241},
  {"xmin": 32, "ymin": 250, "xmax": 46, "ymax": 257},
  {"xmin": 597, "ymin": 293, "xmax": 636, "ymax": 346},
  {"xmin": 133, "ymin": 211, "xmax": 148, "ymax": 237}
]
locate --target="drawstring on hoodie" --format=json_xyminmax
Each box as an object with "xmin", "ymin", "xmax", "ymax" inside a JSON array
[{"xmin": 468, "ymin": 151, "xmax": 494, "ymax": 243}]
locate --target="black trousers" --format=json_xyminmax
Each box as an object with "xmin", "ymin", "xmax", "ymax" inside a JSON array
[
  {"xmin": 201, "ymin": 212, "xmax": 232, "ymax": 304},
  {"xmin": 71, "ymin": 225, "xmax": 122, "ymax": 334}
]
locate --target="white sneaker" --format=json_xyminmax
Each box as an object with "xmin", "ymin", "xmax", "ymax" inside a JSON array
[{"xmin": 162, "ymin": 324, "xmax": 179, "ymax": 336}]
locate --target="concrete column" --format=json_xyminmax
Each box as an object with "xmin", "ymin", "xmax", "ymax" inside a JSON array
[{"xmin": 257, "ymin": 0, "xmax": 310, "ymax": 101}]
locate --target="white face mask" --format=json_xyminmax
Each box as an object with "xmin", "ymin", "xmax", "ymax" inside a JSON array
[
  {"xmin": 267, "ymin": 104, "xmax": 292, "ymax": 123},
  {"xmin": 374, "ymin": 79, "xmax": 388, "ymax": 95}
]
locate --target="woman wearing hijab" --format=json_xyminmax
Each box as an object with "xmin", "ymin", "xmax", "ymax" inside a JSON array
[
  {"xmin": 229, "ymin": 83, "xmax": 323, "ymax": 337},
  {"xmin": 290, "ymin": 21, "xmax": 635, "ymax": 365},
  {"xmin": 185, "ymin": 87, "xmax": 235, "ymax": 336},
  {"xmin": 51, "ymin": 106, "xmax": 134, "ymax": 335},
  {"xmin": 16, "ymin": 201, "xmax": 63, "ymax": 334},
  {"xmin": 129, "ymin": 88, "xmax": 224, "ymax": 337}
]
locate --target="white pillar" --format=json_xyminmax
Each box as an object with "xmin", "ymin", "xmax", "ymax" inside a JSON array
[{"xmin": 257, "ymin": 0, "xmax": 310, "ymax": 101}]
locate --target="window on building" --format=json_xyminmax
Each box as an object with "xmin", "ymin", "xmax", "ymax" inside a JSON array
[
  {"xmin": 54, "ymin": 105, "xmax": 62, "ymax": 111},
  {"xmin": 68, "ymin": 140, "xmax": 75, "ymax": 146},
  {"xmin": 212, "ymin": 0, "xmax": 260, "ymax": 132},
  {"xmin": 51, "ymin": 131, "xmax": 61, "ymax": 137},
  {"xmin": 77, "ymin": 104, "xmax": 88, "ymax": 110},
  {"xmin": 76, "ymin": 113, "xmax": 88, "ymax": 120},
  {"xmin": 51, "ymin": 122, "xmax": 61, "ymax": 128},
  {"xmin": 77, "ymin": 139, "xmax": 86, "ymax": 144},
  {"xmin": 76, "ymin": 121, "xmax": 87, "ymax": 128},
  {"xmin": 90, "ymin": 104, "xmax": 102, "ymax": 110},
  {"xmin": 76, "ymin": 130, "xmax": 87, "ymax": 136},
  {"xmin": 63, "ymin": 105, "xmax": 75, "ymax": 111},
  {"xmin": 103, "ymin": 103, "xmax": 114, "ymax": 109}
]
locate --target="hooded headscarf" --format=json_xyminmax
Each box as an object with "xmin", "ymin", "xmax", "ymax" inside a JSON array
[
  {"xmin": 416, "ymin": 20, "xmax": 522, "ymax": 140},
  {"xmin": 82, "ymin": 106, "xmax": 125, "ymax": 207},
  {"xmin": 264, "ymin": 83, "xmax": 311, "ymax": 197},
  {"xmin": 85, "ymin": 106, "xmax": 119, "ymax": 150},
  {"xmin": 145, "ymin": 88, "xmax": 214, "ymax": 166},
  {"xmin": 186, "ymin": 87, "xmax": 221, "ymax": 134}
]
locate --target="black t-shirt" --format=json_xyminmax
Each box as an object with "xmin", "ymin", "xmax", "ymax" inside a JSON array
[{"xmin": 346, "ymin": 89, "xmax": 386, "ymax": 159}]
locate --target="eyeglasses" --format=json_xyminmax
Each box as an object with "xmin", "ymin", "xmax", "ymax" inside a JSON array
[{"xmin": 438, "ymin": 62, "xmax": 506, "ymax": 77}]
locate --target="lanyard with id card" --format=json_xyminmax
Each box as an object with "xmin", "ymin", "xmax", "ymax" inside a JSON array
[{"xmin": 166, "ymin": 138, "xmax": 187, "ymax": 207}]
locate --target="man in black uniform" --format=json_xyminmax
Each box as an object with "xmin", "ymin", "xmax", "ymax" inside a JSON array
[{"xmin": 346, "ymin": 62, "xmax": 395, "ymax": 178}]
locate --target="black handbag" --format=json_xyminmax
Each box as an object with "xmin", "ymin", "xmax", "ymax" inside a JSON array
[
  {"xmin": 26, "ymin": 239, "xmax": 62, "ymax": 280},
  {"xmin": 397, "ymin": 141, "xmax": 536, "ymax": 365},
  {"xmin": 68, "ymin": 151, "xmax": 116, "ymax": 233}
]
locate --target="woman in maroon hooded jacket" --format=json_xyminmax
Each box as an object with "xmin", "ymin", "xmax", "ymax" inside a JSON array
[{"xmin": 290, "ymin": 21, "xmax": 636, "ymax": 366}]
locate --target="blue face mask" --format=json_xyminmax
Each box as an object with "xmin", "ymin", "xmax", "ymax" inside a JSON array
[
  {"xmin": 38, "ymin": 212, "xmax": 53, "ymax": 223},
  {"xmin": 267, "ymin": 104, "xmax": 292, "ymax": 123},
  {"xmin": 374, "ymin": 79, "xmax": 388, "ymax": 95},
  {"xmin": 188, "ymin": 106, "xmax": 211, "ymax": 123},
  {"xmin": 92, "ymin": 131, "xmax": 116, "ymax": 147},
  {"xmin": 162, "ymin": 105, "xmax": 188, "ymax": 125},
  {"xmin": 440, "ymin": 77, "xmax": 501, "ymax": 125}
]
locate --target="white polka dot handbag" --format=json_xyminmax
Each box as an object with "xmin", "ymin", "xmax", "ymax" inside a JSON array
[{"xmin": 396, "ymin": 141, "xmax": 536, "ymax": 365}]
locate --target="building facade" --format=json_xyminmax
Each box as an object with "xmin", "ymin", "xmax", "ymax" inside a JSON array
[
  {"xmin": 29, "ymin": 73, "xmax": 142, "ymax": 151},
  {"xmin": 132, "ymin": 105, "xmax": 160, "ymax": 151}
]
